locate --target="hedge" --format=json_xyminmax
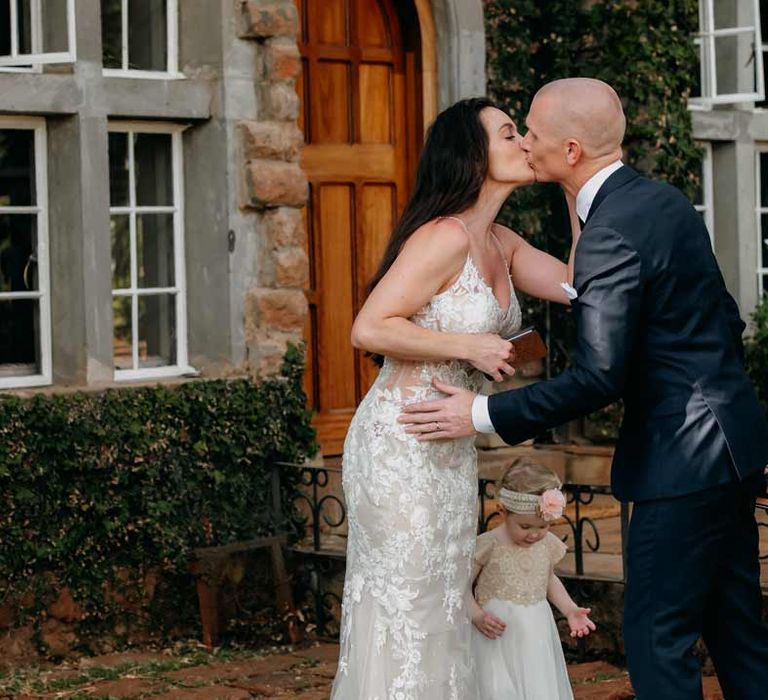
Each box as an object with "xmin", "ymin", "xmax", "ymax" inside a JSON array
[{"xmin": 0, "ymin": 345, "xmax": 317, "ymax": 635}]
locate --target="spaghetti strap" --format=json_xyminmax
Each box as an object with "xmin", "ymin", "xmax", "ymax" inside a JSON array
[
  {"xmin": 489, "ymin": 227, "xmax": 510, "ymax": 269},
  {"xmin": 440, "ymin": 215, "xmax": 471, "ymax": 235}
]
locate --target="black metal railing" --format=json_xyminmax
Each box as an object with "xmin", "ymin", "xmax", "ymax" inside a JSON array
[
  {"xmin": 758, "ymin": 499, "xmax": 768, "ymax": 561},
  {"xmin": 275, "ymin": 461, "xmax": 768, "ymax": 635}
]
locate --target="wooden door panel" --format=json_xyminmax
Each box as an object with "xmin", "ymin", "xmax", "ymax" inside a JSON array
[
  {"xmin": 313, "ymin": 61, "xmax": 352, "ymax": 143},
  {"xmin": 359, "ymin": 184, "xmax": 396, "ymax": 300},
  {"xmin": 313, "ymin": 0, "xmax": 348, "ymax": 45},
  {"xmin": 357, "ymin": 183, "xmax": 396, "ymax": 390},
  {"xmin": 297, "ymin": 0, "xmax": 418, "ymax": 455},
  {"xmin": 316, "ymin": 184, "xmax": 357, "ymax": 411},
  {"xmin": 357, "ymin": 0, "xmax": 392, "ymax": 48},
  {"xmin": 359, "ymin": 64, "xmax": 393, "ymax": 143},
  {"xmin": 301, "ymin": 144, "xmax": 396, "ymax": 180}
]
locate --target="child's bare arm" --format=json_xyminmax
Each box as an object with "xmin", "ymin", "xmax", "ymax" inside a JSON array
[
  {"xmin": 470, "ymin": 597, "xmax": 507, "ymax": 640},
  {"xmin": 470, "ymin": 561, "xmax": 506, "ymax": 640},
  {"xmin": 547, "ymin": 572, "xmax": 596, "ymax": 639}
]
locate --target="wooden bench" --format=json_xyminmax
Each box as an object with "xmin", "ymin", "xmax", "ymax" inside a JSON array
[{"xmin": 189, "ymin": 535, "xmax": 301, "ymax": 650}]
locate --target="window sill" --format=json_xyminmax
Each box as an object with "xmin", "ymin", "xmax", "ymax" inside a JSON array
[
  {"xmin": 102, "ymin": 69, "xmax": 186, "ymax": 81},
  {"xmin": 114, "ymin": 365, "xmax": 199, "ymax": 382},
  {"xmin": 0, "ymin": 373, "xmax": 52, "ymax": 390}
]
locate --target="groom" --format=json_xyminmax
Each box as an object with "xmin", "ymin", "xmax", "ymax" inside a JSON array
[{"xmin": 400, "ymin": 78, "xmax": 768, "ymax": 698}]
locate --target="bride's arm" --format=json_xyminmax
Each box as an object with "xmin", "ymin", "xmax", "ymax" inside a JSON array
[
  {"xmin": 352, "ymin": 219, "xmax": 514, "ymax": 380},
  {"xmin": 495, "ymin": 196, "xmax": 581, "ymax": 305}
]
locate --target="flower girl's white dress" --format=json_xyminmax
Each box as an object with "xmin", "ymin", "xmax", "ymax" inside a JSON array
[{"xmin": 473, "ymin": 530, "xmax": 574, "ymax": 699}]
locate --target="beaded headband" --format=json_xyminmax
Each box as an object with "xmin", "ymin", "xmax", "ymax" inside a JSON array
[{"xmin": 498, "ymin": 487, "xmax": 566, "ymax": 522}]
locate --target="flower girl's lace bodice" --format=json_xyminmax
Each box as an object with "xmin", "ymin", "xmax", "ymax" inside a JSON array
[
  {"xmin": 474, "ymin": 531, "xmax": 568, "ymax": 607},
  {"xmin": 332, "ymin": 224, "xmax": 522, "ymax": 700}
]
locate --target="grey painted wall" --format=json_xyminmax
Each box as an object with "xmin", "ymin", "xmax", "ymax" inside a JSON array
[
  {"xmin": 432, "ymin": 0, "xmax": 487, "ymax": 108},
  {"xmin": 693, "ymin": 108, "xmax": 768, "ymax": 322}
]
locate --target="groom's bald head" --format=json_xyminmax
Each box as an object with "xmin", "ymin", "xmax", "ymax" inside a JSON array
[
  {"xmin": 521, "ymin": 78, "xmax": 625, "ymax": 187},
  {"xmin": 532, "ymin": 78, "xmax": 626, "ymax": 157}
]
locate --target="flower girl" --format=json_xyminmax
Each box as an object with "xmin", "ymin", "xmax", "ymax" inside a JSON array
[{"xmin": 471, "ymin": 459, "xmax": 596, "ymax": 699}]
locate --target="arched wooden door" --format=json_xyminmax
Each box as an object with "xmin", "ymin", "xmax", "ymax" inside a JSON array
[{"xmin": 296, "ymin": 0, "xmax": 423, "ymax": 455}]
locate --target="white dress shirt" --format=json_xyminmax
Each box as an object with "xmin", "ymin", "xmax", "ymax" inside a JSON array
[{"xmin": 471, "ymin": 160, "xmax": 625, "ymax": 434}]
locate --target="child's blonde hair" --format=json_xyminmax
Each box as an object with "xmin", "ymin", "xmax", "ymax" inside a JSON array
[{"xmin": 496, "ymin": 457, "xmax": 562, "ymax": 498}]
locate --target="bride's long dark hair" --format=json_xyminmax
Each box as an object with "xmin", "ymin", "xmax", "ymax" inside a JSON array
[{"xmin": 366, "ymin": 97, "xmax": 508, "ymax": 364}]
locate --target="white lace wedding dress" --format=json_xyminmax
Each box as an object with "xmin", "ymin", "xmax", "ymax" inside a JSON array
[{"xmin": 331, "ymin": 224, "xmax": 522, "ymax": 700}]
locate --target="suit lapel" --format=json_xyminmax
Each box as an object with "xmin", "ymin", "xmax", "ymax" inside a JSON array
[{"xmin": 584, "ymin": 165, "xmax": 640, "ymax": 224}]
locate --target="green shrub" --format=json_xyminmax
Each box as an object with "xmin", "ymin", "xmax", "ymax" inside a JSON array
[
  {"xmin": 485, "ymin": 0, "xmax": 701, "ymax": 440},
  {"xmin": 746, "ymin": 294, "xmax": 768, "ymax": 412},
  {"xmin": 0, "ymin": 345, "xmax": 317, "ymax": 633}
]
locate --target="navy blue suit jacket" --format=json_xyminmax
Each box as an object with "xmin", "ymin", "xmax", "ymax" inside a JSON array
[{"xmin": 489, "ymin": 166, "xmax": 768, "ymax": 502}]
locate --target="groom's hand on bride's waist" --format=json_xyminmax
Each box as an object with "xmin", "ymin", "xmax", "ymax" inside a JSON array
[{"xmin": 398, "ymin": 378, "xmax": 477, "ymax": 441}]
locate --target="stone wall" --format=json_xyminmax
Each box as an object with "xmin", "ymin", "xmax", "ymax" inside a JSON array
[{"xmin": 238, "ymin": 1, "xmax": 309, "ymax": 376}]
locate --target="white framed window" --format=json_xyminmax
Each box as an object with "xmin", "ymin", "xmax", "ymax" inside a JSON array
[
  {"xmin": 101, "ymin": 0, "xmax": 180, "ymax": 78},
  {"xmin": 690, "ymin": 0, "xmax": 765, "ymax": 107},
  {"xmin": 0, "ymin": 0, "xmax": 76, "ymax": 68},
  {"xmin": 693, "ymin": 141, "xmax": 715, "ymax": 246},
  {"xmin": 0, "ymin": 116, "xmax": 51, "ymax": 389},
  {"xmin": 754, "ymin": 146, "xmax": 768, "ymax": 297},
  {"xmin": 759, "ymin": 0, "xmax": 768, "ymax": 107},
  {"xmin": 108, "ymin": 122, "xmax": 191, "ymax": 380}
]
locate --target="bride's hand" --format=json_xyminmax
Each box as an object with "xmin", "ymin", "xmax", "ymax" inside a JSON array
[{"xmin": 463, "ymin": 333, "xmax": 515, "ymax": 382}]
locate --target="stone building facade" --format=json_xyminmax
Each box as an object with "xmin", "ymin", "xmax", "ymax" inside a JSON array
[
  {"xmin": 4, "ymin": 1, "xmax": 761, "ymax": 458},
  {"xmin": 0, "ymin": 0, "xmax": 487, "ymax": 456}
]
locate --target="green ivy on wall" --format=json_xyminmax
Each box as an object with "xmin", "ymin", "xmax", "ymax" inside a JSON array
[
  {"xmin": 486, "ymin": 0, "xmax": 701, "ymax": 372},
  {"xmin": 485, "ymin": 0, "xmax": 702, "ymax": 439},
  {"xmin": 746, "ymin": 294, "xmax": 768, "ymax": 412},
  {"xmin": 0, "ymin": 346, "xmax": 317, "ymax": 640}
]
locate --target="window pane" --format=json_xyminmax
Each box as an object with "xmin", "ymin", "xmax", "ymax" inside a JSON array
[
  {"xmin": 128, "ymin": 0, "xmax": 167, "ymax": 72},
  {"xmin": 0, "ymin": 2, "xmax": 10, "ymax": 56},
  {"xmin": 715, "ymin": 34, "xmax": 747, "ymax": 96},
  {"xmin": 0, "ymin": 298, "xmax": 39, "ymax": 371},
  {"xmin": 113, "ymin": 295, "xmax": 132, "ymax": 369},
  {"xmin": 692, "ymin": 161, "xmax": 704, "ymax": 206},
  {"xmin": 763, "ymin": 0, "xmax": 768, "ymax": 41},
  {"xmin": 692, "ymin": 40, "xmax": 704, "ymax": 99},
  {"xmin": 110, "ymin": 215, "xmax": 130, "ymax": 289},
  {"xmin": 137, "ymin": 213, "xmax": 174, "ymax": 288},
  {"xmin": 713, "ymin": 0, "xmax": 758, "ymax": 30},
  {"xmin": 134, "ymin": 133, "xmax": 173, "ymax": 206},
  {"xmin": 35, "ymin": 0, "xmax": 69, "ymax": 54},
  {"xmin": 0, "ymin": 129, "xmax": 35, "ymax": 206},
  {"xmin": 0, "ymin": 214, "xmax": 36, "ymax": 292},
  {"xmin": 17, "ymin": 0, "xmax": 33, "ymax": 54},
  {"xmin": 762, "ymin": 215, "xmax": 768, "ymax": 269},
  {"xmin": 138, "ymin": 293, "xmax": 176, "ymax": 368},
  {"xmin": 101, "ymin": 0, "xmax": 123, "ymax": 69},
  {"xmin": 761, "ymin": 154, "xmax": 768, "ymax": 207},
  {"xmin": 108, "ymin": 132, "xmax": 129, "ymax": 206}
]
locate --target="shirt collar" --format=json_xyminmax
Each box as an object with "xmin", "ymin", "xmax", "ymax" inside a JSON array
[{"xmin": 575, "ymin": 160, "xmax": 624, "ymax": 222}]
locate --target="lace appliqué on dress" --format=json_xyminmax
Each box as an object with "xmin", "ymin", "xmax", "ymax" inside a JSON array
[{"xmin": 331, "ymin": 250, "xmax": 522, "ymax": 700}]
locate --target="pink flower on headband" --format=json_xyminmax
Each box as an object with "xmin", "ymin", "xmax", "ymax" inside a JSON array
[{"xmin": 539, "ymin": 489, "xmax": 566, "ymax": 522}]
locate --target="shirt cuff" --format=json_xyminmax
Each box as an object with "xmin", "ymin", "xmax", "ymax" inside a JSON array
[{"xmin": 471, "ymin": 394, "xmax": 496, "ymax": 434}]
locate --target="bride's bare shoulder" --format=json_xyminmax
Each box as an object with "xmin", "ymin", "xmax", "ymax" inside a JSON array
[{"xmin": 400, "ymin": 217, "xmax": 470, "ymax": 264}]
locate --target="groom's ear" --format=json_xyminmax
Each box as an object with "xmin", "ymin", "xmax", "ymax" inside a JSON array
[{"xmin": 566, "ymin": 139, "xmax": 582, "ymax": 166}]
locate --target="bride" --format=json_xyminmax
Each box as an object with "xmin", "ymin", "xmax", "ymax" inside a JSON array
[{"xmin": 330, "ymin": 97, "xmax": 578, "ymax": 699}]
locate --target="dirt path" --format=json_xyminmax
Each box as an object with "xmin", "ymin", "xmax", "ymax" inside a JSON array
[{"xmin": 0, "ymin": 643, "xmax": 726, "ymax": 699}]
